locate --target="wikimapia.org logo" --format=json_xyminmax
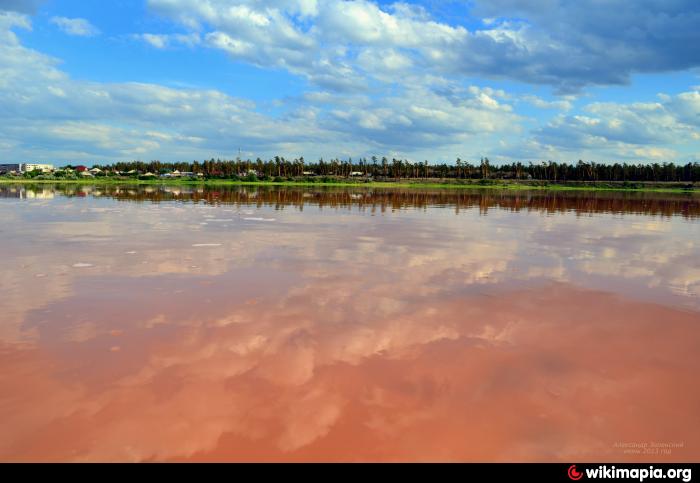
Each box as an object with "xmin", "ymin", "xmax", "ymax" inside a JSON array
[
  {"xmin": 567, "ymin": 465, "xmax": 693, "ymax": 482},
  {"xmin": 569, "ymin": 465, "xmax": 584, "ymax": 481}
]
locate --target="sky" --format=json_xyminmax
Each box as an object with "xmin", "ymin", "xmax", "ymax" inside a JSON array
[{"xmin": 1, "ymin": 0, "xmax": 699, "ymax": 165}]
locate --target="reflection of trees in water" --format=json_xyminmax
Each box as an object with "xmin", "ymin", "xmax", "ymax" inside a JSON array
[{"xmin": 4, "ymin": 184, "xmax": 700, "ymax": 219}]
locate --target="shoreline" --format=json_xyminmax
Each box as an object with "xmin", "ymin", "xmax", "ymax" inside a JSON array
[{"xmin": 1, "ymin": 178, "xmax": 698, "ymax": 194}]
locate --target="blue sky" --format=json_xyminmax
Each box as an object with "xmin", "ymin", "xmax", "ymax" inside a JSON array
[{"xmin": 1, "ymin": 0, "xmax": 699, "ymax": 164}]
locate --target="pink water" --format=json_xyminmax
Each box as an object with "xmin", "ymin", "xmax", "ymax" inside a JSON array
[{"xmin": 1, "ymin": 185, "xmax": 698, "ymax": 462}]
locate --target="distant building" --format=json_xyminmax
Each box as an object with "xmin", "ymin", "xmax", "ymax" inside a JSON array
[
  {"xmin": 0, "ymin": 164, "xmax": 21, "ymax": 173},
  {"xmin": 350, "ymin": 172, "xmax": 365, "ymax": 176},
  {"xmin": 161, "ymin": 170, "xmax": 186, "ymax": 178},
  {"xmin": 75, "ymin": 165, "xmax": 88, "ymax": 173},
  {"xmin": 25, "ymin": 163, "xmax": 54, "ymax": 173},
  {"xmin": 0, "ymin": 163, "xmax": 53, "ymax": 173}
]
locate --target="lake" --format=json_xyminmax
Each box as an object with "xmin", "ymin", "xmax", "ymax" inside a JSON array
[{"xmin": 1, "ymin": 183, "xmax": 699, "ymax": 462}]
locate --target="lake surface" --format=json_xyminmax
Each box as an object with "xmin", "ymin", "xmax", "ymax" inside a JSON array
[{"xmin": 1, "ymin": 184, "xmax": 699, "ymax": 462}]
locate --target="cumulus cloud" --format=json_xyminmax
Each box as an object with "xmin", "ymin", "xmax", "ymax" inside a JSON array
[
  {"xmin": 145, "ymin": 0, "xmax": 468, "ymax": 91},
  {"xmin": 137, "ymin": 32, "xmax": 200, "ymax": 49},
  {"xmin": 469, "ymin": 0, "xmax": 700, "ymax": 92},
  {"xmin": 143, "ymin": 0, "xmax": 700, "ymax": 93},
  {"xmin": 530, "ymin": 91, "xmax": 700, "ymax": 160},
  {"xmin": 0, "ymin": 16, "xmax": 322, "ymax": 161},
  {"xmin": 323, "ymin": 84, "xmax": 521, "ymax": 150},
  {"xmin": 521, "ymin": 95, "xmax": 573, "ymax": 111},
  {"xmin": 50, "ymin": 16, "xmax": 99, "ymax": 37},
  {"xmin": 2, "ymin": 2, "xmax": 700, "ymax": 162},
  {"xmin": 0, "ymin": 12, "xmax": 526, "ymax": 163}
]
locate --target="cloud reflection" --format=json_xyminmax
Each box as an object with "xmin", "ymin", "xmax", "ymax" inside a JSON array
[{"xmin": 0, "ymin": 185, "xmax": 698, "ymax": 461}]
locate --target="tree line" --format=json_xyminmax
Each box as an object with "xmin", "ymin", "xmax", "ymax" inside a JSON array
[{"xmin": 94, "ymin": 157, "xmax": 700, "ymax": 182}]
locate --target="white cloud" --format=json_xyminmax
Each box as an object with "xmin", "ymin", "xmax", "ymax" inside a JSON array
[
  {"xmin": 0, "ymin": 15, "xmax": 329, "ymax": 161},
  {"xmin": 50, "ymin": 16, "xmax": 99, "ymax": 37},
  {"xmin": 505, "ymin": 89, "xmax": 700, "ymax": 161},
  {"xmin": 146, "ymin": 0, "xmax": 468, "ymax": 92},
  {"xmin": 521, "ymin": 95, "xmax": 573, "ymax": 111},
  {"xmin": 317, "ymin": 0, "xmax": 465, "ymax": 47},
  {"xmin": 2, "ymin": 3, "xmax": 700, "ymax": 163},
  {"xmin": 469, "ymin": 0, "xmax": 700, "ymax": 92},
  {"xmin": 138, "ymin": 32, "xmax": 200, "ymax": 49},
  {"xmin": 140, "ymin": 33, "xmax": 167, "ymax": 49},
  {"xmin": 0, "ymin": 10, "xmax": 533, "ymax": 163},
  {"xmin": 144, "ymin": 0, "xmax": 700, "ymax": 94}
]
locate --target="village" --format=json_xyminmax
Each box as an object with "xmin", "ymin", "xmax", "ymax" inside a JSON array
[
  {"xmin": 0, "ymin": 163, "xmax": 206, "ymax": 179},
  {"xmin": 0, "ymin": 162, "xmax": 369, "ymax": 182}
]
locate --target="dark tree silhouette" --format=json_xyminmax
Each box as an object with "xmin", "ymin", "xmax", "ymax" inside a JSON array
[{"xmin": 94, "ymin": 158, "xmax": 700, "ymax": 183}]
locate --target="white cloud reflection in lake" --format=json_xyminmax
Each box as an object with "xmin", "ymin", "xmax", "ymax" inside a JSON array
[{"xmin": 0, "ymin": 184, "xmax": 698, "ymax": 461}]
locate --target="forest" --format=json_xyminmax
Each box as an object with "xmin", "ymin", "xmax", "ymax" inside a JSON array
[{"xmin": 95, "ymin": 157, "xmax": 700, "ymax": 182}]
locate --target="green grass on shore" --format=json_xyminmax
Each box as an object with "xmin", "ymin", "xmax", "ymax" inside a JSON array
[{"xmin": 1, "ymin": 177, "xmax": 697, "ymax": 194}]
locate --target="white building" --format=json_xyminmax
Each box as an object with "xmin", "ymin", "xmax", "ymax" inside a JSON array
[{"xmin": 24, "ymin": 164, "xmax": 54, "ymax": 173}]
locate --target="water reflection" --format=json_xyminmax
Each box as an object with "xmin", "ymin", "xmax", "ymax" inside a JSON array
[
  {"xmin": 2, "ymin": 183, "xmax": 699, "ymax": 218},
  {"xmin": 0, "ymin": 184, "xmax": 698, "ymax": 462}
]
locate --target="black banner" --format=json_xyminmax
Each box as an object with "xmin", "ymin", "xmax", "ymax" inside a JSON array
[{"xmin": 4, "ymin": 462, "xmax": 698, "ymax": 481}]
